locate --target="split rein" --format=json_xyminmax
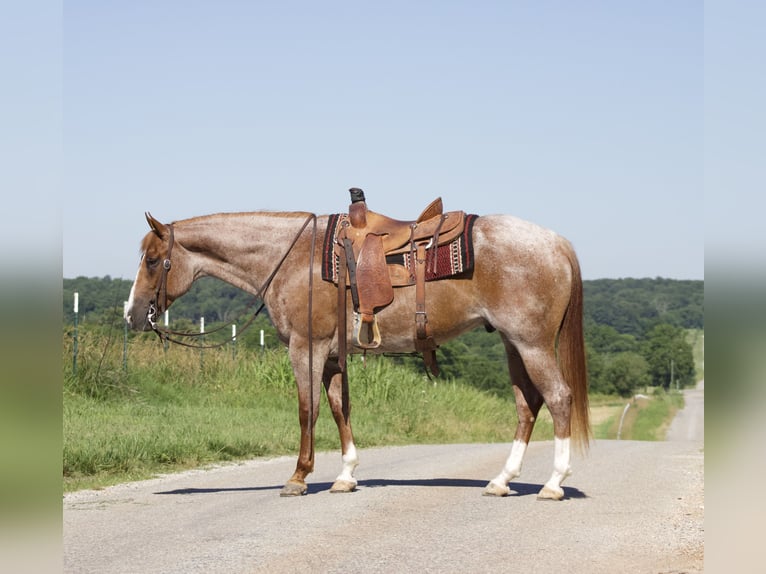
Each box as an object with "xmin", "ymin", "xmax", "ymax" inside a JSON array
[
  {"xmin": 147, "ymin": 214, "xmax": 318, "ymax": 351},
  {"xmin": 146, "ymin": 213, "xmax": 320, "ymax": 458}
]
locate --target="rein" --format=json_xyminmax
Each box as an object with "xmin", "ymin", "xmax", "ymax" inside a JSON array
[
  {"xmin": 146, "ymin": 212, "xmax": 319, "ymax": 462},
  {"xmin": 148, "ymin": 214, "xmax": 318, "ymax": 351}
]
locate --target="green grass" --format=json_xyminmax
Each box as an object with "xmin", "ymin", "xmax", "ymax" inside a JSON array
[
  {"xmin": 63, "ymin": 326, "xmax": 690, "ymax": 492},
  {"xmin": 629, "ymin": 389, "xmax": 685, "ymax": 441},
  {"xmin": 63, "ymin": 331, "xmax": 541, "ymax": 492},
  {"xmin": 592, "ymin": 389, "xmax": 685, "ymax": 441}
]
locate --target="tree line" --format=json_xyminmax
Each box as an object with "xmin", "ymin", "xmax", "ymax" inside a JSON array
[{"xmin": 63, "ymin": 276, "xmax": 703, "ymax": 398}]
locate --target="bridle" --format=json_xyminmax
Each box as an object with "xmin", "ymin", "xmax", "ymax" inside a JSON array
[
  {"xmin": 147, "ymin": 222, "xmax": 175, "ymax": 333},
  {"xmin": 145, "ymin": 214, "xmax": 318, "ymax": 350}
]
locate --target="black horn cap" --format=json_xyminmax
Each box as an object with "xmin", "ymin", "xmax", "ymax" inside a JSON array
[{"xmin": 349, "ymin": 187, "xmax": 366, "ymax": 203}]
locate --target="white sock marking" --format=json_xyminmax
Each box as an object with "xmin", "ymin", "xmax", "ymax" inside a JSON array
[
  {"xmin": 336, "ymin": 443, "xmax": 359, "ymax": 484},
  {"xmin": 490, "ymin": 439, "xmax": 528, "ymax": 488},
  {"xmin": 543, "ymin": 436, "xmax": 572, "ymax": 492}
]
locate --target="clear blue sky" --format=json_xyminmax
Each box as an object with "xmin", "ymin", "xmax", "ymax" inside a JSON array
[{"xmin": 21, "ymin": 2, "xmax": 712, "ymax": 280}]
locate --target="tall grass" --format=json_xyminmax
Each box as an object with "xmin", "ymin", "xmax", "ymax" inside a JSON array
[
  {"xmin": 64, "ymin": 324, "xmax": 688, "ymax": 492},
  {"xmin": 63, "ymin": 328, "xmax": 542, "ymax": 491},
  {"xmin": 629, "ymin": 389, "xmax": 685, "ymax": 441}
]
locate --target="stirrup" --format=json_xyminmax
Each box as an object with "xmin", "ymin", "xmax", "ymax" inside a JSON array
[{"xmin": 353, "ymin": 312, "xmax": 382, "ymax": 349}]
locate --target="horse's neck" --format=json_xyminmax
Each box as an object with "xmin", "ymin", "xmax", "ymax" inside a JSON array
[{"xmin": 176, "ymin": 212, "xmax": 317, "ymax": 296}]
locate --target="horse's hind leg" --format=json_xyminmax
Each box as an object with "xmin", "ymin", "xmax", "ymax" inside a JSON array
[
  {"xmin": 485, "ymin": 341, "xmax": 545, "ymax": 496},
  {"xmin": 517, "ymin": 344, "xmax": 574, "ymax": 501},
  {"xmin": 322, "ymin": 359, "xmax": 359, "ymax": 493}
]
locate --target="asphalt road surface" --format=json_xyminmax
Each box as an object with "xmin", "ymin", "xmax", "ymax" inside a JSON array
[{"xmin": 64, "ymin": 384, "xmax": 704, "ymax": 573}]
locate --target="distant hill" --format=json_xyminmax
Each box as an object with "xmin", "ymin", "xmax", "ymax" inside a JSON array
[
  {"xmin": 63, "ymin": 276, "xmax": 703, "ymax": 335},
  {"xmin": 583, "ymin": 278, "xmax": 703, "ymax": 335}
]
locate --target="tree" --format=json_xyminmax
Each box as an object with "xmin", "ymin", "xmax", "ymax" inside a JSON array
[
  {"xmin": 583, "ymin": 278, "xmax": 704, "ymax": 336},
  {"xmin": 585, "ymin": 344, "xmax": 608, "ymax": 394},
  {"xmin": 641, "ymin": 324, "xmax": 696, "ymax": 389},
  {"xmin": 585, "ymin": 323, "xmax": 639, "ymax": 354},
  {"xmin": 602, "ymin": 352, "xmax": 651, "ymax": 397}
]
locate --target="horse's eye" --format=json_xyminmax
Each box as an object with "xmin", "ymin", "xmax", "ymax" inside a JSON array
[{"xmin": 145, "ymin": 257, "xmax": 160, "ymax": 268}]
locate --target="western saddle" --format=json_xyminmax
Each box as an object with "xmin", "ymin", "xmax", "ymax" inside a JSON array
[{"xmin": 333, "ymin": 188, "xmax": 467, "ymax": 376}]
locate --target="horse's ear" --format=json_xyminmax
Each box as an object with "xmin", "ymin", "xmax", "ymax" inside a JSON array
[{"xmin": 145, "ymin": 212, "xmax": 168, "ymax": 239}]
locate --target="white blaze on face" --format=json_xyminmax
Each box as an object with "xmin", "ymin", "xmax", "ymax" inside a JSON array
[{"xmin": 124, "ymin": 263, "xmax": 143, "ymax": 324}]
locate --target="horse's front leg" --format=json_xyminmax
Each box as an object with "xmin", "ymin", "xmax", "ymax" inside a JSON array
[
  {"xmin": 280, "ymin": 337, "xmax": 327, "ymax": 497},
  {"xmin": 322, "ymin": 359, "xmax": 359, "ymax": 493}
]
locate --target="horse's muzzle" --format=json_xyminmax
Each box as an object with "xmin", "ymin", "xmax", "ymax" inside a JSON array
[{"xmin": 124, "ymin": 303, "xmax": 156, "ymax": 332}]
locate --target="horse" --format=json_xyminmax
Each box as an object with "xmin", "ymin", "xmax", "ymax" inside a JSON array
[{"xmin": 124, "ymin": 206, "xmax": 590, "ymax": 499}]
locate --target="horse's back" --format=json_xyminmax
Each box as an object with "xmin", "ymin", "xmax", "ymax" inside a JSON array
[{"xmin": 472, "ymin": 214, "xmax": 577, "ymax": 278}]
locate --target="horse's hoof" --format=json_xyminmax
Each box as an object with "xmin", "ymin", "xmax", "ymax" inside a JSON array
[
  {"xmin": 536, "ymin": 485, "xmax": 564, "ymax": 501},
  {"xmin": 280, "ymin": 481, "xmax": 307, "ymax": 497},
  {"xmin": 483, "ymin": 481, "xmax": 510, "ymax": 497},
  {"xmin": 329, "ymin": 480, "xmax": 357, "ymax": 493}
]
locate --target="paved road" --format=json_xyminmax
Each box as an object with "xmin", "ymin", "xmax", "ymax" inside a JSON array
[
  {"xmin": 64, "ymin": 387, "xmax": 704, "ymax": 573},
  {"xmin": 666, "ymin": 380, "xmax": 704, "ymax": 442}
]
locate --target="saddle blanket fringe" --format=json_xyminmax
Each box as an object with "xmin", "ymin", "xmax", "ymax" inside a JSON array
[{"xmin": 322, "ymin": 213, "xmax": 479, "ymax": 284}]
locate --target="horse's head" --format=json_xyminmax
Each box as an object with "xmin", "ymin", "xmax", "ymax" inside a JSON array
[{"xmin": 124, "ymin": 213, "xmax": 193, "ymax": 331}]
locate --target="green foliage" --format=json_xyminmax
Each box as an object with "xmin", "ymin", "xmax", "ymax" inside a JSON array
[
  {"xmin": 601, "ymin": 352, "xmax": 651, "ymax": 397},
  {"xmin": 585, "ymin": 298, "xmax": 699, "ymax": 393},
  {"xmin": 585, "ymin": 324, "xmax": 645, "ymax": 395},
  {"xmin": 64, "ymin": 276, "xmax": 703, "ymax": 397},
  {"xmin": 63, "ymin": 276, "xmax": 132, "ymax": 324},
  {"xmin": 583, "ymin": 277, "xmax": 703, "ymax": 336},
  {"xmin": 641, "ymin": 324, "xmax": 696, "ymax": 389},
  {"xmin": 63, "ymin": 276, "xmax": 267, "ymax": 329},
  {"xmin": 585, "ymin": 324, "xmax": 640, "ymax": 354}
]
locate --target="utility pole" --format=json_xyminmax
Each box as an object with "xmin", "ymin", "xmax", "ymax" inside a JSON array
[{"xmin": 670, "ymin": 358, "xmax": 675, "ymax": 390}]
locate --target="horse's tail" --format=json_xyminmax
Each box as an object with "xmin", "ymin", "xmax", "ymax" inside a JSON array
[{"xmin": 559, "ymin": 241, "xmax": 591, "ymax": 453}]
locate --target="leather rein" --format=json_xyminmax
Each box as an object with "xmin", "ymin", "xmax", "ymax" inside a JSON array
[
  {"xmin": 145, "ymin": 213, "xmax": 320, "ymax": 461},
  {"xmin": 147, "ymin": 214, "xmax": 318, "ymax": 351}
]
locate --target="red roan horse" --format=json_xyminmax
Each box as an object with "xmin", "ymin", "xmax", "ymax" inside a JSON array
[{"xmin": 125, "ymin": 203, "xmax": 590, "ymax": 498}]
